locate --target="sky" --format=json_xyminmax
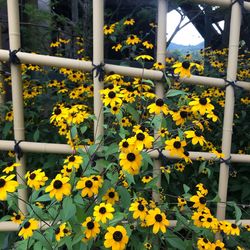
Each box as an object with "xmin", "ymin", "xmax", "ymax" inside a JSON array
[{"xmin": 167, "ymin": 10, "xmax": 204, "ymax": 46}]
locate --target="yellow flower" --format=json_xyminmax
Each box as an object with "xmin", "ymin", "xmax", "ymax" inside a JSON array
[
  {"xmin": 5, "ymin": 111, "xmax": 13, "ymax": 121},
  {"xmin": 93, "ymin": 203, "xmax": 115, "ymax": 224},
  {"xmin": 126, "ymin": 34, "xmax": 141, "ymax": 45},
  {"xmin": 124, "ymin": 18, "xmax": 135, "ymax": 25},
  {"xmin": 134, "ymin": 55, "xmax": 154, "ymax": 61},
  {"xmin": 147, "ymin": 98, "xmax": 169, "ymax": 115},
  {"xmin": 131, "ymin": 130, "xmax": 154, "ymax": 151},
  {"xmin": 112, "ymin": 43, "xmax": 122, "ymax": 52},
  {"xmin": 82, "ymin": 217, "xmax": 100, "ymax": 239},
  {"xmin": 45, "ymin": 174, "xmax": 71, "ymax": 201},
  {"xmin": 3, "ymin": 162, "xmax": 21, "ymax": 174},
  {"xmin": 104, "ymin": 225, "xmax": 129, "ymax": 250},
  {"xmin": 153, "ymin": 62, "xmax": 164, "ymax": 70},
  {"xmin": 11, "ymin": 212, "xmax": 25, "ymax": 224},
  {"xmin": 0, "ymin": 174, "xmax": 18, "ymax": 200},
  {"xmin": 172, "ymin": 61, "xmax": 197, "ymax": 78},
  {"xmin": 184, "ymin": 130, "xmax": 206, "ymax": 146},
  {"xmin": 119, "ymin": 148, "xmax": 142, "ymax": 175},
  {"xmin": 197, "ymin": 237, "xmax": 212, "ymax": 250},
  {"xmin": 146, "ymin": 208, "xmax": 169, "ymax": 234},
  {"xmin": 102, "ymin": 188, "xmax": 119, "ymax": 205},
  {"xmin": 211, "ymin": 148, "xmax": 225, "ymax": 159},
  {"xmin": 141, "ymin": 175, "xmax": 153, "ymax": 183},
  {"xmin": 142, "ymin": 41, "xmax": 154, "ymax": 49},
  {"xmin": 129, "ymin": 199, "xmax": 148, "ymax": 220},
  {"xmin": 63, "ymin": 154, "xmax": 83, "ymax": 170},
  {"xmin": 76, "ymin": 176, "xmax": 100, "ymax": 198},
  {"xmin": 25, "ymin": 169, "xmax": 48, "ymax": 190},
  {"xmin": 55, "ymin": 223, "xmax": 71, "ymax": 241},
  {"xmin": 165, "ymin": 137, "xmax": 186, "ymax": 158},
  {"xmin": 189, "ymin": 97, "xmax": 214, "ymax": 116},
  {"xmin": 104, "ymin": 24, "xmax": 116, "ymax": 35},
  {"xmin": 177, "ymin": 197, "xmax": 187, "ymax": 211},
  {"xmin": 190, "ymin": 193, "xmax": 207, "ymax": 211},
  {"xmin": 18, "ymin": 218, "xmax": 39, "ymax": 239}
]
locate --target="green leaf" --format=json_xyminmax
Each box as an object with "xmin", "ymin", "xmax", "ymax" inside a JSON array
[
  {"xmin": 145, "ymin": 177, "xmax": 159, "ymax": 189},
  {"xmin": 233, "ymin": 203, "xmax": 242, "ymax": 222},
  {"xmin": 35, "ymin": 194, "xmax": 51, "ymax": 202},
  {"xmin": 97, "ymin": 180, "xmax": 111, "ymax": 203},
  {"xmin": 117, "ymin": 186, "xmax": 131, "ymax": 209},
  {"xmin": 166, "ymin": 89, "xmax": 186, "ymax": 98},
  {"xmin": 33, "ymin": 231, "xmax": 53, "ymax": 250},
  {"xmin": 125, "ymin": 104, "xmax": 140, "ymax": 123},
  {"xmin": 61, "ymin": 197, "xmax": 76, "ymax": 221},
  {"xmin": 109, "ymin": 212, "xmax": 124, "ymax": 226},
  {"xmin": 104, "ymin": 143, "xmax": 119, "ymax": 158},
  {"xmin": 183, "ymin": 184, "xmax": 190, "ymax": 194},
  {"xmin": 141, "ymin": 79, "xmax": 155, "ymax": 86},
  {"xmin": 80, "ymin": 125, "xmax": 87, "ymax": 134},
  {"xmin": 70, "ymin": 125, "xmax": 78, "ymax": 138},
  {"xmin": 164, "ymin": 230, "xmax": 186, "ymax": 249},
  {"xmin": 33, "ymin": 129, "xmax": 40, "ymax": 142},
  {"xmin": 141, "ymin": 151, "xmax": 154, "ymax": 166}
]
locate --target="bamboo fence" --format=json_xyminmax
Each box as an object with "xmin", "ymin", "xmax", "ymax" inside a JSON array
[{"xmin": 0, "ymin": 0, "xmax": 249, "ymax": 233}]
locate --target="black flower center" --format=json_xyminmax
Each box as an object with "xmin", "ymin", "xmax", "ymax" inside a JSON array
[
  {"xmin": 122, "ymin": 141, "xmax": 129, "ymax": 148},
  {"xmin": 195, "ymin": 130, "xmax": 202, "ymax": 137},
  {"xmin": 207, "ymin": 217, "xmax": 212, "ymax": 222},
  {"xmin": 108, "ymin": 91, "xmax": 116, "ymax": 98},
  {"xmin": 155, "ymin": 98, "xmax": 164, "ymax": 107},
  {"xmin": 53, "ymin": 180, "xmax": 63, "ymax": 189},
  {"xmin": 136, "ymin": 132, "xmax": 145, "ymax": 141},
  {"xmin": 231, "ymin": 223, "xmax": 237, "ymax": 229},
  {"xmin": 182, "ymin": 61, "xmax": 190, "ymax": 69},
  {"xmin": 199, "ymin": 98, "xmax": 207, "ymax": 105},
  {"xmin": 87, "ymin": 221, "xmax": 94, "ymax": 230},
  {"xmin": 155, "ymin": 214, "xmax": 163, "ymax": 222},
  {"xmin": 54, "ymin": 108, "xmax": 61, "ymax": 115},
  {"xmin": 199, "ymin": 197, "xmax": 206, "ymax": 204},
  {"xmin": 138, "ymin": 204, "xmax": 144, "ymax": 211},
  {"xmin": 112, "ymin": 107, "xmax": 118, "ymax": 111},
  {"xmin": 99, "ymin": 207, "xmax": 106, "ymax": 214},
  {"xmin": 127, "ymin": 153, "xmax": 136, "ymax": 162},
  {"xmin": 0, "ymin": 179, "xmax": 6, "ymax": 188},
  {"xmin": 66, "ymin": 168, "xmax": 72, "ymax": 173},
  {"xmin": 55, "ymin": 228, "xmax": 60, "ymax": 234},
  {"xmin": 126, "ymin": 85, "xmax": 134, "ymax": 92},
  {"xmin": 15, "ymin": 215, "xmax": 21, "ymax": 220},
  {"xmin": 108, "ymin": 191, "xmax": 115, "ymax": 198},
  {"xmin": 215, "ymin": 247, "xmax": 222, "ymax": 250},
  {"xmin": 85, "ymin": 180, "xmax": 93, "ymax": 188},
  {"xmin": 29, "ymin": 173, "xmax": 36, "ymax": 180},
  {"xmin": 7, "ymin": 162, "xmax": 13, "ymax": 166},
  {"xmin": 23, "ymin": 221, "xmax": 31, "ymax": 229},
  {"xmin": 63, "ymin": 229, "xmax": 69, "ymax": 233},
  {"xmin": 113, "ymin": 231, "xmax": 123, "ymax": 242},
  {"xmin": 180, "ymin": 111, "xmax": 187, "ymax": 118},
  {"xmin": 69, "ymin": 156, "xmax": 75, "ymax": 162},
  {"xmin": 130, "ymin": 35, "xmax": 135, "ymax": 40},
  {"xmin": 173, "ymin": 141, "xmax": 181, "ymax": 149},
  {"xmin": 199, "ymin": 216, "xmax": 204, "ymax": 221}
]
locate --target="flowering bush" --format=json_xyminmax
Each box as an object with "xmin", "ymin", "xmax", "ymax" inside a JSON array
[{"xmin": 0, "ymin": 15, "xmax": 250, "ymax": 250}]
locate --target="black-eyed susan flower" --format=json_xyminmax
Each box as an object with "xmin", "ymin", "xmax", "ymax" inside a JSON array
[
  {"xmin": 142, "ymin": 41, "xmax": 153, "ymax": 49},
  {"xmin": 119, "ymin": 148, "xmax": 142, "ymax": 175},
  {"xmin": 93, "ymin": 202, "xmax": 115, "ymax": 224},
  {"xmin": 119, "ymin": 138, "xmax": 136, "ymax": 153},
  {"xmin": 25, "ymin": 169, "xmax": 48, "ymax": 190},
  {"xmin": 76, "ymin": 176, "xmax": 100, "ymax": 198},
  {"xmin": 102, "ymin": 188, "xmax": 119, "ymax": 205},
  {"xmin": 124, "ymin": 18, "xmax": 135, "ymax": 25},
  {"xmin": 0, "ymin": 174, "xmax": 18, "ymax": 200},
  {"xmin": 211, "ymin": 148, "xmax": 225, "ymax": 159},
  {"xmin": 174, "ymin": 163, "xmax": 185, "ymax": 172},
  {"xmin": 2, "ymin": 162, "xmax": 20, "ymax": 174},
  {"xmin": 177, "ymin": 197, "xmax": 187, "ymax": 211},
  {"xmin": 5, "ymin": 111, "xmax": 13, "ymax": 121},
  {"xmin": 144, "ymin": 242, "xmax": 152, "ymax": 249},
  {"xmin": 165, "ymin": 137, "xmax": 186, "ymax": 158},
  {"xmin": 197, "ymin": 237, "xmax": 212, "ymax": 250},
  {"xmin": 189, "ymin": 97, "xmax": 214, "ymax": 116},
  {"xmin": 184, "ymin": 130, "xmax": 206, "ymax": 146},
  {"xmin": 112, "ymin": 43, "xmax": 122, "ymax": 52},
  {"xmin": 120, "ymin": 117, "xmax": 132, "ymax": 127},
  {"xmin": 18, "ymin": 218, "xmax": 39, "ymax": 239},
  {"xmin": 146, "ymin": 208, "xmax": 169, "ymax": 234},
  {"xmin": 189, "ymin": 193, "xmax": 207, "ymax": 211},
  {"xmin": 50, "ymin": 106, "xmax": 69, "ymax": 123},
  {"xmin": 134, "ymin": 55, "xmax": 154, "ymax": 61},
  {"xmin": 147, "ymin": 98, "xmax": 169, "ymax": 115},
  {"xmin": 126, "ymin": 34, "xmax": 141, "ymax": 45},
  {"xmin": 132, "ymin": 131, "xmax": 154, "ymax": 151},
  {"xmin": 223, "ymin": 223, "xmax": 240, "ymax": 236},
  {"xmin": 104, "ymin": 225, "xmax": 129, "ymax": 250},
  {"xmin": 201, "ymin": 214, "xmax": 218, "ymax": 230},
  {"xmin": 82, "ymin": 217, "xmax": 100, "ymax": 240},
  {"xmin": 103, "ymin": 24, "xmax": 116, "ymax": 35},
  {"xmin": 142, "ymin": 175, "xmax": 153, "ymax": 183},
  {"xmin": 55, "ymin": 223, "xmax": 71, "ymax": 241},
  {"xmin": 158, "ymin": 127, "xmax": 169, "ymax": 137},
  {"xmin": 196, "ymin": 183, "xmax": 208, "ymax": 196},
  {"xmin": 172, "ymin": 61, "xmax": 197, "ymax": 78},
  {"xmin": 11, "ymin": 212, "xmax": 25, "ymax": 224},
  {"xmin": 63, "ymin": 154, "xmax": 83, "ymax": 170},
  {"xmin": 45, "ymin": 174, "xmax": 71, "ymax": 201},
  {"xmin": 101, "ymin": 89, "xmax": 123, "ymax": 107},
  {"xmin": 129, "ymin": 199, "xmax": 148, "ymax": 220},
  {"xmin": 211, "ymin": 240, "xmax": 225, "ymax": 250}
]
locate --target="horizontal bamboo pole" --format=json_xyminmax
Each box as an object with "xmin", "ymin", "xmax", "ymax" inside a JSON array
[
  {"xmin": 0, "ymin": 140, "xmax": 249, "ymax": 163},
  {"xmin": 0, "ymin": 49, "xmax": 249, "ymax": 90},
  {"xmin": 193, "ymin": 0, "xmax": 250, "ymax": 10},
  {"xmin": 1, "ymin": 218, "xmax": 249, "ymax": 231}
]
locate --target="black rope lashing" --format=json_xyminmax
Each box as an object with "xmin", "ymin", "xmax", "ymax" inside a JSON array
[
  {"xmin": 9, "ymin": 48, "xmax": 21, "ymax": 65},
  {"xmin": 232, "ymin": 0, "xmax": 248, "ymax": 14},
  {"xmin": 14, "ymin": 140, "xmax": 24, "ymax": 160},
  {"xmin": 157, "ymin": 148, "xmax": 168, "ymax": 166},
  {"xmin": 92, "ymin": 62, "xmax": 105, "ymax": 82},
  {"xmin": 219, "ymin": 155, "xmax": 236, "ymax": 174},
  {"xmin": 224, "ymin": 80, "xmax": 244, "ymax": 92}
]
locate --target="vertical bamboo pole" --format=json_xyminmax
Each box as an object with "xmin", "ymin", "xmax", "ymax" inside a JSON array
[
  {"xmin": 93, "ymin": 0, "xmax": 104, "ymax": 141},
  {"xmin": 7, "ymin": 0, "xmax": 27, "ymax": 214},
  {"xmin": 153, "ymin": 0, "xmax": 167, "ymax": 202},
  {"xmin": 216, "ymin": 1, "xmax": 241, "ymax": 221},
  {"xmin": 0, "ymin": 23, "xmax": 4, "ymax": 105}
]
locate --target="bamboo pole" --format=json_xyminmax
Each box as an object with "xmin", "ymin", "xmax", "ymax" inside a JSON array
[
  {"xmin": 0, "ymin": 49, "xmax": 249, "ymax": 90},
  {"xmin": 152, "ymin": 0, "xmax": 168, "ymax": 202},
  {"xmin": 216, "ymin": 1, "xmax": 241, "ymax": 221},
  {"xmin": 7, "ymin": 0, "xmax": 27, "ymax": 214},
  {"xmin": 0, "ymin": 24, "xmax": 4, "ymax": 105},
  {"xmin": 93, "ymin": 0, "xmax": 104, "ymax": 141},
  {"xmin": 0, "ymin": 140, "xmax": 250, "ymax": 163}
]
